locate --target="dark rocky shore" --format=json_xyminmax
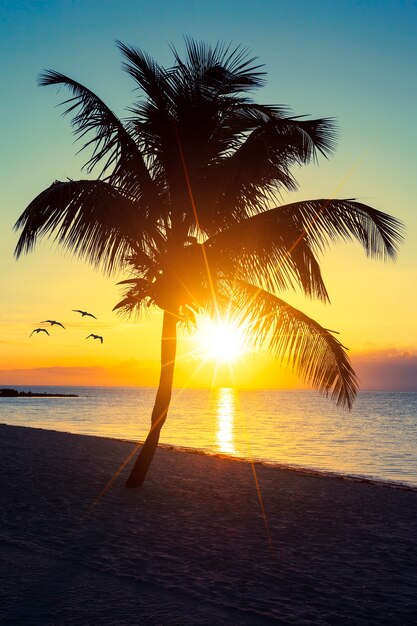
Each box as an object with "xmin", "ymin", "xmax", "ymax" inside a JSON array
[{"xmin": 0, "ymin": 388, "xmax": 78, "ymax": 398}]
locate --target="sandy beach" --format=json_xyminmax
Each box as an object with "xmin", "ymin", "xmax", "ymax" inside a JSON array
[{"xmin": 1, "ymin": 424, "xmax": 416, "ymax": 625}]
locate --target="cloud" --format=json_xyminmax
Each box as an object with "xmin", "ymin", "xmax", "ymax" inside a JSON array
[{"xmin": 352, "ymin": 350, "xmax": 417, "ymax": 391}]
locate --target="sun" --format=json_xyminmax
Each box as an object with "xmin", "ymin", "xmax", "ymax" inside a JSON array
[{"xmin": 198, "ymin": 317, "xmax": 246, "ymax": 363}]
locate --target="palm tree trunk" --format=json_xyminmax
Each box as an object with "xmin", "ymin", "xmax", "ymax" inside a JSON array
[{"xmin": 125, "ymin": 311, "xmax": 178, "ymax": 488}]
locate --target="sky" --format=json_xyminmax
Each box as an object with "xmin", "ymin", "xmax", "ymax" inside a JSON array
[{"xmin": 0, "ymin": 0, "xmax": 416, "ymax": 391}]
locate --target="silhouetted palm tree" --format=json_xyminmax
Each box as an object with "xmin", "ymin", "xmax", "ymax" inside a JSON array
[{"xmin": 15, "ymin": 40, "xmax": 403, "ymax": 487}]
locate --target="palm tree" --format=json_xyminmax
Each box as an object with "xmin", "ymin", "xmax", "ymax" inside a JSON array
[{"xmin": 15, "ymin": 39, "xmax": 403, "ymax": 488}]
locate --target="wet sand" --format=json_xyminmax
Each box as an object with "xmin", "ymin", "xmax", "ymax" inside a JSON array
[{"xmin": 0, "ymin": 423, "xmax": 416, "ymax": 625}]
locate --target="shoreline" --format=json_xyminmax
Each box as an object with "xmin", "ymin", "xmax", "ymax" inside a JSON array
[
  {"xmin": 163, "ymin": 441, "xmax": 417, "ymax": 493},
  {"xmin": 1, "ymin": 423, "xmax": 417, "ymax": 624},
  {"xmin": 2, "ymin": 421, "xmax": 416, "ymax": 493}
]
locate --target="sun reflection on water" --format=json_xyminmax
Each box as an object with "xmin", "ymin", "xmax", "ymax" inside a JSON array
[{"xmin": 215, "ymin": 387, "xmax": 238, "ymax": 455}]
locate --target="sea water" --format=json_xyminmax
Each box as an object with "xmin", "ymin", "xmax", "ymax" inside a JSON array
[{"xmin": 0, "ymin": 386, "xmax": 416, "ymax": 487}]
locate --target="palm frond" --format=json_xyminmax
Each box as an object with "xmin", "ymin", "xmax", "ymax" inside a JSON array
[
  {"xmin": 113, "ymin": 277, "xmax": 153, "ymax": 316},
  {"xmin": 190, "ymin": 111, "xmax": 337, "ymax": 233},
  {"xmin": 14, "ymin": 180, "xmax": 153, "ymax": 273},
  {"xmin": 266, "ymin": 116, "xmax": 338, "ymax": 162},
  {"xmin": 267, "ymin": 199, "xmax": 405, "ymax": 260},
  {"xmin": 178, "ymin": 38, "xmax": 266, "ymax": 93},
  {"xmin": 229, "ymin": 280, "xmax": 357, "ymax": 408},
  {"xmin": 121, "ymin": 39, "xmax": 268, "ymax": 230},
  {"xmin": 117, "ymin": 44, "xmax": 192, "ymax": 217},
  {"xmin": 117, "ymin": 41, "xmax": 176, "ymax": 114},
  {"xmin": 38, "ymin": 70, "xmax": 155, "ymax": 200},
  {"xmin": 203, "ymin": 199, "xmax": 403, "ymax": 301},
  {"xmin": 230, "ymin": 110, "xmax": 337, "ymax": 163},
  {"xmin": 205, "ymin": 216, "xmax": 329, "ymax": 301}
]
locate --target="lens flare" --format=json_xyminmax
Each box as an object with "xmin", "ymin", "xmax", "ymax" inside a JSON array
[{"xmin": 198, "ymin": 317, "xmax": 246, "ymax": 363}]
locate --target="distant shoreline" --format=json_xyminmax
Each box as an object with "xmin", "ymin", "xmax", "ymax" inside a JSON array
[{"xmin": 0, "ymin": 388, "xmax": 78, "ymax": 398}]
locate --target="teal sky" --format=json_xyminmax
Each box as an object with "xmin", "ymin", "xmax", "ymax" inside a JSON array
[{"xmin": 1, "ymin": 0, "xmax": 416, "ymax": 389}]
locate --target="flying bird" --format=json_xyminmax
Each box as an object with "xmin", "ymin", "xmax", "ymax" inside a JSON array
[
  {"xmin": 72, "ymin": 310, "xmax": 97, "ymax": 319},
  {"xmin": 86, "ymin": 334, "xmax": 103, "ymax": 344},
  {"xmin": 30, "ymin": 328, "xmax": 50, "ymax": 337},
  {"xmin": 42, "ymin": 320, "xmax": 65, "ymax": 328}
]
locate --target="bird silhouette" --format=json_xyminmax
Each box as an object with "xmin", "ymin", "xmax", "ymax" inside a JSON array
[
  {"xmin": 42, "ymin": 320, "xmax": 65, "ymax": 328},
  {"xmin": 30, "ymin": 328, "xmax": 50, "ymax": 337},
  {"xmin": 72, "ymin": 309, "xmax": 97, "ymax": 319},
  {"xmin": 86, "ymin": 334, "xmax": 103, "ymax": 344}
]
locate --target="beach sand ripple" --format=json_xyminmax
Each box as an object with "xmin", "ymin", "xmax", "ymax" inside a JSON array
[{"xmin": 0, "ymin": 424, "xmax": 416, "ymax": 625}]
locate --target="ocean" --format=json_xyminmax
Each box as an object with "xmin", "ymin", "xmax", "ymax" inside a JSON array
[{"xmin": 1, "ymin": 385, "xmax": 416, "ymax": 488}]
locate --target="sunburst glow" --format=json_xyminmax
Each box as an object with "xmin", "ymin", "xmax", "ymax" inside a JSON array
[{"xmin": 198, "ymin": 317, "xmax": 246, "ymax": 363}]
